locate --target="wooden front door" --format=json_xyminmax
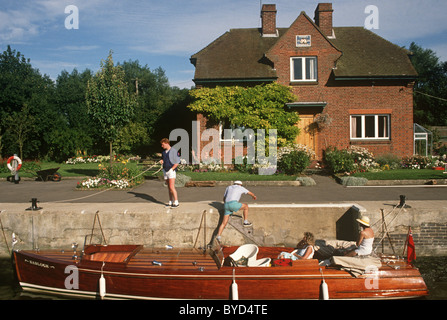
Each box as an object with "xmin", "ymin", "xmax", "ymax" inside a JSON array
[{"xmin": 295, "ymin": 114, "xmax": 318, "ymax": 158}]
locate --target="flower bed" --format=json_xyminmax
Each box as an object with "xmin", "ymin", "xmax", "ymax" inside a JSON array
[
  {"xmin": 76, "ymin": 158, "xmax": 143, "ymax": 190},
  {"xmin": 78, "ymin": 177, "xmax": 131, "ymax": 189}
]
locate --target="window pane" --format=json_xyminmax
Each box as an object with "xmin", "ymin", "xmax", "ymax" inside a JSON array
[
  {"xmin": 364, "ymin": 116, "xmax": 375, "ymax": 138},
  {"xmin": 305, "ymin": 58, "xmax": 316, "ymax": 80},
  {"xmin": 293, "ymin": 58, "xmax": 302, "ymax": 80},
  {"xmin": 220, "ymin": 120, "xmax": 232, "ymax": 140},
  {"xmin": 378, "ymin": 115, "xmax": 388, "ymax": 138},
  {"xmin": 352, "ymin": 116, "xmax": 362, "ymax": 138}
]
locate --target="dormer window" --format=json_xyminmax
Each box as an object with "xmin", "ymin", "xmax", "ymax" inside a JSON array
[{"xmin": 290, "ymin": 57, "xmax": 318, "ymax": 82}]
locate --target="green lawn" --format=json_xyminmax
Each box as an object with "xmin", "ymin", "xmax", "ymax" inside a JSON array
[
  {"xmin": 0, "ymin": 161, "xmax": 100, "ymax": 179},
  {"xmin": 352, "ymin": 169, "xmax": 447, "ymax": 180},
  {"xmin": 178, "ymin": 171, "xmax": 297, "ymax": 181},
  {"xmin": 1, "ymin": 162, "xmax": 297, "ymax": 181},
  {"xmin": 2, "ymin": 161, "xmax": 446, "ymax": 182}
]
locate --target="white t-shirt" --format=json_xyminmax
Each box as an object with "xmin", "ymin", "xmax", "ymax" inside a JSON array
[{"xmin": 224, "ymin": 185, "xmax": 249, "ymax": 202}]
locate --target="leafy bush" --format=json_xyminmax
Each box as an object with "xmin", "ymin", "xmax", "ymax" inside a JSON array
[
  {"xmin": 401, "ymin": 155, "xmax": 430, "ymax": 169},
  {"xmin": 277, "ymin": 150, "xmax": 310, "ymax": 175},
  {"xmin": 233, "ymin": 156, "xmax": 254, "ymax": 174},
  {"xmin": 0, "ymin": 159, "xmax": 9, "ymax": 173},
  {"xmin": 349, "ymin": 146, "xmax": 379, "ymax": 172},
  {"xmin": 278, "ymin": 144, "xmax": 315, "ymax": 160},
  {"xmin": 429, "ymin": 154, "xmax": 447, "ymax": 168},
  {"xmin": 324, "ymin": 147, "xmax": 355, "ymax": 174},
  {"xmin": 98, "ymin": 162, "xmax": 143, "ymax": 183},
  {"xmin": 376, "ymin": 153, "xmax": 402, "ymax": 170},
  {"xmin": 0, "ymin": 159, "xmax": 41, "ymax": 174},
  {"xmin": 77, "ymin": 162, "xmax": 144, "ymax": 189}
]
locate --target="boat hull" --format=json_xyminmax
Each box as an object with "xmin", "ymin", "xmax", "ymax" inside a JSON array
[{"xmin": 13, "ymin": 245, "xmax": 429, "ymax": 300}]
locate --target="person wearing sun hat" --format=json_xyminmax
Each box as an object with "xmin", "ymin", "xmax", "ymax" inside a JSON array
[
  {"xmin": 345, "ymin": 216, "xmax": 375, "ymax": 256},
  {"xmin": 215, "ymin": 180, "xmax": 257, "ymax": 242}
]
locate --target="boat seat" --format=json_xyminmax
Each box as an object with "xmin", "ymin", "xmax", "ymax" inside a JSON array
[{"xmin": 228, "ymin": 244, "xmax": 271, "ymax": 267}]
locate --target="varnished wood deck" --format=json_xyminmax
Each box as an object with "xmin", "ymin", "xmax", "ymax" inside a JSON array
[{"xmin": 13, "ymin": 245, "xmax": 429, "ymax": 300}]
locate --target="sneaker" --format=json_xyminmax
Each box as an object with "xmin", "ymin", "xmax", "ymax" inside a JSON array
[
  {"xmin": 171, "ymin": 203, "xmax": 179, "ymax": 209},
  {"xmin": 243, "ymin": 221, "xmax": 252, "ymax": 227},
  {"xmin": 165, "ymin": 202, "xmax": 172, "ymax": 208}
]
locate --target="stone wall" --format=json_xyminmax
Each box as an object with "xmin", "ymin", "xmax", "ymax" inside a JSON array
[{"xmin": 1, "ymin": 201, "xmax": 446, "ymax": 257}]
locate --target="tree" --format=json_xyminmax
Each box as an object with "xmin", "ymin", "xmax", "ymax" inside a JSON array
[
  {"xmin": 188, "ymin": 83, "xmax": 300, "ymax": 145},
  {"xmin": 53, "ymin": 69, "xmax": 97, "ymax": 158},
  {"xmin": 85, "ymin": 51, "xmax": 137, "ymax": 164},
  {"xmin": 6, "ymin": 105, "xmax": 35, "ymax": 159},
  {"xmin": 409, "ymin": 42, "xmax": 447, "ymax": 126},
  {"xmin": 0, "ymin": 45, "xmax": 56, "ymax": 159},
  {"xmin": 119, "ymin": 60, "xmax": 184, "ymax": 147}
]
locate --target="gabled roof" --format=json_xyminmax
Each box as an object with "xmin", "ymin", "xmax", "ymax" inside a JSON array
[
  {"xmin": 265, "ymin": 11, "xmax": 341, "ymax": 59},
  {"xmin": 331, "ymin": 27, "xmax": 418, "ymax": 79},
  {"xmin": 191, "ymin": 26, "xmax": 417, "ymax": 83},
  {"xmin": 191, "ymin": 28, "xmax": 286, "ymax": 83}
]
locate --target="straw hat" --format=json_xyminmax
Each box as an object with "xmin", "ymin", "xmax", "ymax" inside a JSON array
[
  {"xmin": 234, "ymin": 180, "xmax": 243, "ymax": 185},
  {"xmin": 356, "ymin": 216, "xmax": 370, "ymax": 227}
]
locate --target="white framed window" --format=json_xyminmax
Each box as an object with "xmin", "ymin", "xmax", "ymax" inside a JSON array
[
  {"xmin": 219, "ymin": 121, "xmax": 253, "ymax": 142},
  {"xmin": 290, "ymin": 57, "xmax": 317, "ymax": 82},
  {"xmin": 350, "ymin": 115, "xmax": 390, "ymax": 140}
]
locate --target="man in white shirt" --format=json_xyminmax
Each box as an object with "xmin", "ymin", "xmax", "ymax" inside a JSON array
[{"xmin": 216, "ymin": 181, "xmax": 257, "ymax": 241}]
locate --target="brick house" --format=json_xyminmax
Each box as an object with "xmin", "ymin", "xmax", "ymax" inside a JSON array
[{"xmin": 190, "ymin": 3, "xmax": 418, "ymax": 161}]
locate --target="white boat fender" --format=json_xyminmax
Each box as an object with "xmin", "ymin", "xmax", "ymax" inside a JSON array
[
  {"xmin": 231, "ymin": 268, "xmax": 239, "ymax": 300},
  {"xmin": 319, "ymin": 268, "xmax": 329, "ymax": 300},
  {"xmin": 99, "ymin": 262, "xmax": 106, "ymax": 299}
]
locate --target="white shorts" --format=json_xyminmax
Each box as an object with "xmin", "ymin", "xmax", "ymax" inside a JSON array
[{"xmin": 163, "ymin": 169, "xmax": 176, "ymax": 180}]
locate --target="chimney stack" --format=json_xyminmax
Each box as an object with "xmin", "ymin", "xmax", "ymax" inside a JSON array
[
  {"xmin": 314, "ymin": 3, "xmax": 334, "ymax": 38},
  {"xmin": 261, "ymin": 4, "xmax": 277, "ymax": 37}
]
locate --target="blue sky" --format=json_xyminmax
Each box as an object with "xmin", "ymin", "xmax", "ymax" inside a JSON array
[{"xmin": 1, "ymin": 0, "xmax": 446, "ymax": 89}]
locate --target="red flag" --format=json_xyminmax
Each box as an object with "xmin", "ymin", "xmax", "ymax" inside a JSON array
[{"xmin": 406, "ymin": 227, "xmax": 416, "ymax": 263}]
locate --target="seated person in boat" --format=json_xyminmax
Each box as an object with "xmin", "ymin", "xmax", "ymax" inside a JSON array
[
  {"xmin": 278, "ymin": 232, "xmax": 315, "ymax": 260},
  {"xmin": 345, "ymin": 216, "xmax": 375, "ymax": 257}
]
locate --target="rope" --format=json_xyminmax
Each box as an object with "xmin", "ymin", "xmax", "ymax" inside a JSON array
[
  {"xmin": 1, "ymin": 162, "xmax": 163, "ymax": 252},
  {"xmin": 43, "ymin": 162, "xmax": 163, "ymax": 204},
  {"xmin": 193, "ymin": 210, "xmax": 207, "ymax": 249},
  {"xmin": 90, "ymin": 210, "xmax": 107, "ymax": 245},
  {"xmin": 414, "ymin": 90, "xmax": 447, "ymax": 103},
  {"xmin": 373, "ymin": 204, "xmax": 406, "ymax": 253}
]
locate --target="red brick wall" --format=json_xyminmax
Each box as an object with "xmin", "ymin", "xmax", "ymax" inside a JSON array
[
  {"xmin": 320, "ymin": 82, "xmax": 414, "ymax": 159},
  {"xmin": 314, "ymin": 3, "xmax": 333, "ymax": 37},
  {"xmin": 194, "ymin": 12, "xmax": 415, "ymax": 162},
  {"xmin": 261, "ymin": 4, "xmax": 277, "ymax": 36},
  {"xmin": 265, "ymin": 13, "xmax": 414, "ymax": 159}
]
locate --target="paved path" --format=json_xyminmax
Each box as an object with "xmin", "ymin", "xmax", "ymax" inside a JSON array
[{"xmin": 1, "ymin": 174, "xmax": 446, "ymax": 205}]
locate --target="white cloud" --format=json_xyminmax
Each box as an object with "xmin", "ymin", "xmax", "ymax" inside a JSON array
[
  {"xmin": 0, "ymin": 9, "xmax": 39, "ymax": 42},
  {"xmin": 58, "ymin": 45, "xmax": 100, "ymax": 51}
]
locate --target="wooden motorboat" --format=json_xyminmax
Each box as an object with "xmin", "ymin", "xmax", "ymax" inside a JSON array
[{"xmin": 12, "ymin": 243, "xmax": 428, "ymax": 300}]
